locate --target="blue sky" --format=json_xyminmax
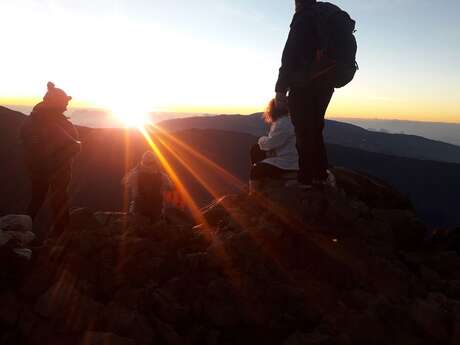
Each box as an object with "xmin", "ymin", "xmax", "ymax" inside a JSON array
[{"xmin": 1, "ymin": 0, "xmax": 459, "ymax": 121}]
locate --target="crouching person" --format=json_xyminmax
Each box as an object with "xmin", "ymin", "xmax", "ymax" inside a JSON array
[
  {"xmin": 123, "ymin": 151, "xmax": 174, "ymax": 223},
  {"xmin": 249, "ymin": 99, "xmax": 299, "ymax": 194},
  {"xmin": 20, "ymin": 82, "xmax": 81, "ymax": 237}
]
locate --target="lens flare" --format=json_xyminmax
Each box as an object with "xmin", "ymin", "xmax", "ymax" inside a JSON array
[{"xmin": 110, "ymin": 103, "xmax": 151, "ymax": 128}]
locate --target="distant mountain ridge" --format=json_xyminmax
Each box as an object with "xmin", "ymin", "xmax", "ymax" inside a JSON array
[
  {"xmin": 157, "ymin": 113, "xmax": 460, "ymax": 164},
  {"xmin": 334, "ymin": 117, "xmax": 460, "ymax": 146},
  {"xmin": 1, "ymin": 106, "xmax": 459, "ymax": 227}
]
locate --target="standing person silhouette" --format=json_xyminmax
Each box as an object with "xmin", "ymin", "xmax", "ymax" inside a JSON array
[
  {"xmin": 276, "ymin": 0, "xmax": 352, "ymax": 188},
  {"xmin": 21, "ymin": 82, "xmax": 81, "ymax": 236}
]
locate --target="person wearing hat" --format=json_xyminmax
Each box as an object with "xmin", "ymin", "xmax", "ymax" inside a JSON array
[
  {"xmin": 122, "ymin": 151, "xmax": 174, "ymax": 222},
  {"xmin": 20, "ymin": 82, "xmax": 81, "ymax": 236}
]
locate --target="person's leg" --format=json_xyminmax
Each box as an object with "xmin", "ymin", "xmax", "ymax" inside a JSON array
[
  {"xmin": 250, "ymin": 163, "xmax": 287, "ymax": 181},
  {"xmin": 249, "ymin": 163, "xmax": 286, "ymax": 194},
  {"xmin": 250, "ymin": 143, "xmax": 266, "ymax": 165},
  {"xmin": 49, "ymin": 165, "xmax": 72, "ymax": 234},
  {"xmin": 26, "ymin": 176, "xmax": 50, "ymax": 220},
  {"xmin": 311, "ymin": 85, "xmax": 334, "ymax": 181},
  {"xmin": 289, "ymin": 87, "xmax": 316, "ymax": 185}
]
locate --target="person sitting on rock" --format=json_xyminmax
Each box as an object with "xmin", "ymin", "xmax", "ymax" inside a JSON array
[
  {"xmin": 249, "ymin": 99, "xmax": 299, "ymax": 194},
  {"xmin": 20, "ymin": 82, "xmax": 81, "ymax": 236},
  {"xmin": 123, "ymin": 151, "xmax": 174, "ymax": 222}
]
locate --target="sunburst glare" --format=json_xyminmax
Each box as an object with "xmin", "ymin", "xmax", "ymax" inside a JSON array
[{"xmin": 110, "ymin": 104, "xmax": 152, "ymax": 128}]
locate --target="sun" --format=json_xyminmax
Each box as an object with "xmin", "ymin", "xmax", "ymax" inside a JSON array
[{"xmin": 110, "ymin": 104, "xmax": 152, "ymax": 128}]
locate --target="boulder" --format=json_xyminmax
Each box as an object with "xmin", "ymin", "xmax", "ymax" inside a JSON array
[
  {"xmin": 13, "ymin": 248, "xmax": 33, "ymax": 261},
  {"xmin": 80, "ymin": 332, "xmax": 135, "ymax": 345},
  {"xmin": 410, "ymin": 298, "xmax": 449, "ymax": 343},
  {"xmin": 372, "ymin": 209, "xmax": 426, "ymax": 250},
  {"xmin": 93, "ymin": 212, "xmax": 127, "ymax": 226},
  {"xmin": 332, "ymin": 167, "xmax": 413, "ymax": 210},
  {"xmin": 0, "ymin": 230, "xmax": 14, "ymax": 246},
  {"xmin": 102, "ymin": 303, "xmax": 156, "ymax": 344},
  {"xmin": 446, "ymin": 280, "xmax": 460, "ymax": 300},
  {"xmin": 69, "ymin": 208, "xmax": 101, "ymax": 231},
  {"xmin": 2, "ymin": 168, "xmax": 457, "ymax": 345},
  {"xmin": 34, "ymin": 270, "xmax": 103, "ymax": 332},
  {"xmin": 0, "ymin": 291, "xmax": 21, "ymax": 326},
  {"xmin": 4, "ymin": 231, "xmax": 36, "ymax": 247},
  {"xmin": 283, "ymin": 332, "xmax": 332, "ymax": 345},
  {"xmin": 0, "ymin": 215, "xmax": 32, "ymax": 233},
  {"xmin": 152, "ymin": 317, "xmax": 184, "ymax": 345}
]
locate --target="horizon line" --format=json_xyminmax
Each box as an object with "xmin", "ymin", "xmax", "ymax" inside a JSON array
[{"xmin": 2, "ymin": 103, "xmax": 460, "ymax": 126}]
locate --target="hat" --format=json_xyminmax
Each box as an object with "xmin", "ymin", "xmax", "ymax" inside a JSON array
[
  {"xmin": 141, "ymin": 151, "xmax": 159, "ymax": 168},
  {"xmin": 43, "ymin": 82, "xmax": 72, "ymax": 106}
]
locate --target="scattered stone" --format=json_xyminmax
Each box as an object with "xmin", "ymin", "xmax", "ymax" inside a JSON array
[
  {"xmin": 13, "ymin": 248, "xmax": 32, "ymax": 260},
  {"xmin": 1, "ymin": 169, "xmax": 458, "ymax": 345},
  {"xmin": 34, "ymin": 270, "xmax": 103, "ymax": 332},
  {"xmin": 0, "ymin": 215, "xmax": 33, "ymax": 233},
  {"xmin": 102, "ymin": 303, "xmax": 156, "ymax": 344},
  {"xmin": 283, "ymin": 331, "xmax": 333, "ymax": 345},
  {"xmin": 5, "ymin": 231, "xmax": 36, "ymax": 247},
  {"xmin": 80, "ymin": 332, "xmax": 135, "ymax": 345},
  {"xmin": 93, "ymin": 211, "xmax": 127, "ymax": 226},
  {"xmin": 0, "ymin": 230, "xmax": 14, "ymax": 246},
  {"xmin": 446, "ymin": 280, "xmax": 460, "ymax": 300},
  {"xmin": 0, "ymin": 292, "xmax": 21, "ymax": 326},
  {"xmin": 410, "ymin": 298, "xmax": 449, "ymax": 343}
]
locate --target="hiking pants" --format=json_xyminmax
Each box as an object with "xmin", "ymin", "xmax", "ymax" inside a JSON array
[
  {"xmin": 289, "ymin": 84, "xmax": 334, "ymax": 184},
  {"xmin": 27, "ymin": 164, "xmax": 72, "ymax": 232},
  {"xmin": 250, "ymin": 162, "xmax": 295, "ymax": 181}
]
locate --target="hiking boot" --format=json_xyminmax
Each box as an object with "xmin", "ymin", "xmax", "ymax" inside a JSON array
[
  {"xmin": 313, "ymin": 170, "xmax": 337, "ymax": 189},
  {"xmin": 285, "ymin": 180, "xmax": 313, "ymax": 190}
]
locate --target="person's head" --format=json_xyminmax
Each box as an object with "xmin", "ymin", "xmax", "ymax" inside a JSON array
[
  {"xmin": 141, "ymin": 151, "xmax": 160, "ymax": 171},
  {"xmin": 263, "ymin": 99, "xmax": 289, "ymax": 124},
  {"xmin": 295, "ymin": 0, "xmax": 316, "ymax": 12},
  {"xmin": 43, "ymin": 82, "xmax": 72, "ymax": 112}
]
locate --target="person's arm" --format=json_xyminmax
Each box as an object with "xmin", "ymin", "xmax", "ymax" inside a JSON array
[
  {"xmin": 258, "ymin": 119, "xmax": 291, "ymax": 152},
  {"xmin": 275, "ymin": 12, "xmax": 317, "ymax": 94},
  {"xmin": 122, "ymin": 169, "xmax": 138, "ymax": 201}
]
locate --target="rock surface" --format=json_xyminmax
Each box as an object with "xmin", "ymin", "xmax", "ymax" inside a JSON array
[
  {"xmin": 0, "ymin": 215, "xmax": 35, "ymax": 283},
  {"xmin": 1, "ymin": 168, "xmax": 459, "ymax": 345}
]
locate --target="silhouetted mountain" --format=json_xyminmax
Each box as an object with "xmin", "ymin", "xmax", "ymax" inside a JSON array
[
  {"xmin": 158, "ymin": 114, "xmax": 460, "ymax": 164},
  {"xmin": 1, "ymin": 106, "xmax": 459, "ymax": 228}
]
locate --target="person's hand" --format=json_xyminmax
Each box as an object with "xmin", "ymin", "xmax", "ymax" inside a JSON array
[{"xmin": 275, "ymin": 92, "xmax": 288, "ymax": 108}]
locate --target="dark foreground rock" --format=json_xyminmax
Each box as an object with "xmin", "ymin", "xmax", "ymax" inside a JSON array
[{"xmin": 1, "ymin": 168, "xmax": 460, "ymax": 345}]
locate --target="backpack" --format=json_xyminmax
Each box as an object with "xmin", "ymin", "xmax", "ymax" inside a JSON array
[
  {"xmin": 313, "ymin": 2, "xmax": 358, "ymax": 88},
  {"xmin": 135, "ymin": 171, "xmax": 164, "ymax": 221}
]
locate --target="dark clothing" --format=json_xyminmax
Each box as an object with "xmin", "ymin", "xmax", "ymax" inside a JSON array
[
  {"xmin": 277, "ymin": 4, "xmax": 336, "ymax": 184},
  {"xmin": 250, "ymin": 144, "xmax": 267, "ymax": 165},
  {"xmin": 134, "ymin": 171, "xmax": 164, "ymax": 222},
  {"xmin": 289, "ymin": 83, "xmax": 334, "ymax": 184},
  {"xmin": 27, "ymin": 164, "xmax": 72, "ymax": 233},
  {"xmin": 276, "ymin": 6, "xmax": 319, "ymax": 93},
  {"xmin": 21, "ymin": 102, "xmax": 80, "ymax": 176},
  {"xmin": 21, "ymin": 102, "xmax": 80, "ymax": 231},
  {"xmin": 250, "ymin": 162, "xmax": 296, "ymax": 181}
]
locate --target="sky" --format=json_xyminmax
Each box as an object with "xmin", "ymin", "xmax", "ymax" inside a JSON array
[{"xmin": 0, "ymin": 0, "xmax": 459, "ymax": 122}]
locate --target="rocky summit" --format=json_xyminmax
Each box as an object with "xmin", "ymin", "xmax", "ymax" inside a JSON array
[{"xmin": 1, "ymin": 168, "xmax": 460, "ymax": 345}]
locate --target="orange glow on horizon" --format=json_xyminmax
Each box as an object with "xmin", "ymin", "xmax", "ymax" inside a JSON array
[{"xmin": 1, "ymin": 96, "xmax": 459, "ymax": 124}]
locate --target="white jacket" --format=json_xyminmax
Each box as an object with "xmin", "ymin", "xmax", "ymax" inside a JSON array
[{"xmin": 258, "ymin": 116, "xmax": 299, "ymax": 171}]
